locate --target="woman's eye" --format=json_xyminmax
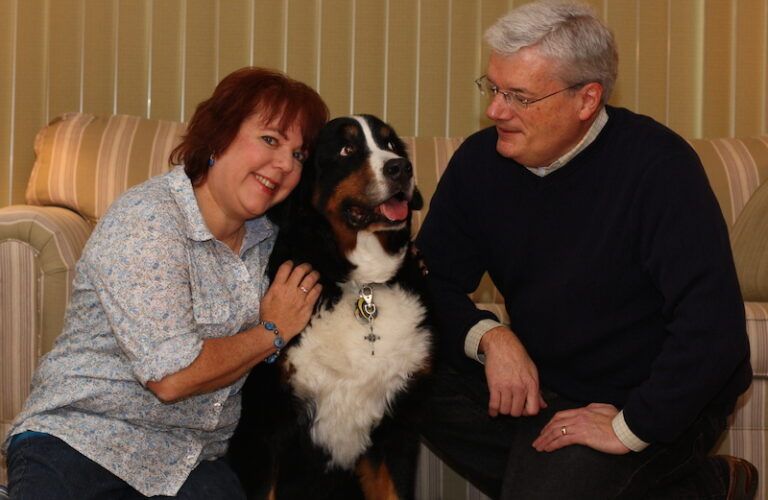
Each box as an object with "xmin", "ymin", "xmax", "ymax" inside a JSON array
[
  {"xmin": 340, "ymin": 145, "xmax": 355, "ymax": 157},
  {"xmin": 293, "ymin": 150, "xmax": 308, "ymax": 163},
  {"xmin": 262, "ymin": 136, "xmax": 278, "ymax": 146}
]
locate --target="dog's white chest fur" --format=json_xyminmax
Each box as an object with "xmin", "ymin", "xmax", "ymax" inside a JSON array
[{"xmin": 285, "ymin": 281, "xmax": 430, "ymax": 469}]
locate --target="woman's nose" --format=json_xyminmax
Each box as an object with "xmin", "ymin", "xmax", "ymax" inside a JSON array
[{"xmin": 274, "ymin": 149, "xmax": 294, "ymax": 172}]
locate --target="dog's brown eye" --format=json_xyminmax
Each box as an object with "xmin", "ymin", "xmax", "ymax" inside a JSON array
[
  {"xmin": 340, "ymin": 145, "xmax": 356, "ymax": 157},
  {"xmin": 386, "ymin": 141, "xmax": 396, "ymax": 151}
]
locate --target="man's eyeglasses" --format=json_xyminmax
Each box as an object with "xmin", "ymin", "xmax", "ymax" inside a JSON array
[{"xmin": 475, "ymin": 75, "xmax": 584, "ymax": 110}]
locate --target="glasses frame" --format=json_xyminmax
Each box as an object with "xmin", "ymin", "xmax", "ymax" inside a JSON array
[{"xmin": 475, "ymin": 75, "xmax": 585, "ymax": 109}]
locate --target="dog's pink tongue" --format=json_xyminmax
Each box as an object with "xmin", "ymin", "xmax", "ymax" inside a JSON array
[{"xmin": 379, "ymin": 198, "xmax": 409, "ymax": 221}]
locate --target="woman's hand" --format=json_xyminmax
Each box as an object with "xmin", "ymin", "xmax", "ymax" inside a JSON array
[{"xmin": 259, "ymin": 260, "xmax": 322, "ymax": 341}]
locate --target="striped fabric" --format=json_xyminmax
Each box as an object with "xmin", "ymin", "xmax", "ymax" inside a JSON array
[
  {"xmin": 715, "ymin": 302, "xmax": 768, "ymax": 500},
  {"xmin": 731, "ymin": 180, "xmax": 768, "ymax": 302},
  {"xmin": 0, "ymin": 240, "xmax": 37, "ymax": 487},
  {"xmin": 0, "ymin": 205, "xmax": 92, "ymax": 485},
  {"xmin": 690, "ymin": 139, "xmax": 768, "ymax": 500},
  {"xmin": 689, "ymin": 136, "xmax": 768, "ymax": 227},
  {"xmin": 25, "ymin": 113, "xmax": 186, "ymax": 224}
]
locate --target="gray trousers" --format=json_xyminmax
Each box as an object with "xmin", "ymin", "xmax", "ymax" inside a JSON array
[{"xmin": 419, "ymin": 365, "xmax": 728, "ymax": 500}]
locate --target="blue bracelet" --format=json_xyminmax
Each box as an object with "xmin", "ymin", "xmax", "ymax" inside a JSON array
[{"xmin": 260, "ymin": 320, "xmax": 285, "ymax": 364}]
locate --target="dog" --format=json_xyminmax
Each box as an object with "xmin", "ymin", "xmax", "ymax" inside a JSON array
[{"xmin": 228, "ymin": 115, "xmax": 433, "ymax": 499}]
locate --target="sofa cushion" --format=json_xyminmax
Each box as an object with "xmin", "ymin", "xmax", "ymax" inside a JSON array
[
  {"xmin": 731, "ymin": 179, "xmax": 768, "ymax": 301},
  {"xmin": 689, "ymin": 137, "xmax": 768, "ymax": 227},
  {"xmin": 25, "ymin": 113, "xmax": 186, "ymax": 224},
  {"xmin": 745, "ymin": 302, "xmax": 768, "ymax": 377}
]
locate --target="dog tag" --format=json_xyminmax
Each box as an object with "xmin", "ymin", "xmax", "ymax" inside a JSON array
[
  {"xmin": 363, "ymin": 329, "xmax": 381, "ymax": 355},
  {"xmin": 354, "ymin": 286, "xmax": 377, "ymax": 323},
  {"xmin": 355, "ymin": 285, "xmax": 380, "ymax": 355}
]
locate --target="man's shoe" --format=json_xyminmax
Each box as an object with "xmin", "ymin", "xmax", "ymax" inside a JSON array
[{"xmin": 710, "ymin": 455, "xmax": 758, "ymax": 500}]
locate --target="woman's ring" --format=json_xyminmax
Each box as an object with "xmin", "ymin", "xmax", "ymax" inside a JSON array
[
  {"xmin": 560, "ymin": 426, "xmax": 567, "ymax": 436},
  {"xmin": 299, "ymin": 286, "xmax": 309, "ymax": 294}
]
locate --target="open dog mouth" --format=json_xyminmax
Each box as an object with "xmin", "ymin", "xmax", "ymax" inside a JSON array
[{"xmin": 344, "ymin": 192, "xmax": 412, "ymax": 228}]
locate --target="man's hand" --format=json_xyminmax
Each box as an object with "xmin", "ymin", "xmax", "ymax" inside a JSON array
[
  {"xmin": 480, "ymin": 326, "xmax": 547, "ymax": 417},
  {"xmin": 532, "ymin": 403, "xmax": 631, "ymax": 454}
]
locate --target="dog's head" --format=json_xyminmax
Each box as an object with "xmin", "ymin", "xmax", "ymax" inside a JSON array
[{"xmin": 307, "ymin": 115, "xmax": 422, "ymax": 254}]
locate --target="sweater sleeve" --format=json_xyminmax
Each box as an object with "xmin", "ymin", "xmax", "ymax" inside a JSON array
[
  {"xmin": 622, "ymin": 145, "xmax": 752, "ymax": 444},
  {"xmin": 415, "ymin": 141, "xmax": 499, "ymax": 370}
]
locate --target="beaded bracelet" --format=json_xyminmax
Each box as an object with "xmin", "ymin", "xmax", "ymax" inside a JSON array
[{"xmin": 260, "ymin": 320, "xmax": 285, "ymax": 364}]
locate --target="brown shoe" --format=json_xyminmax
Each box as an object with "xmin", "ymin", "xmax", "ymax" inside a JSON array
[{"xmin": 711, "ymin": 455, "xmax": 758, "ymax": 500}]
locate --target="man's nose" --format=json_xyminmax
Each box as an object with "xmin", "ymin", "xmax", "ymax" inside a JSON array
[{"xmin": 486, "ymin": 94, "xmax": 513, "ymax": 121}]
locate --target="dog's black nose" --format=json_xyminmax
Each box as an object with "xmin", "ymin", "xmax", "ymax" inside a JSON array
[{"xmin": 383, "ymin": 158, "xmax": 413, "ymax": 180}]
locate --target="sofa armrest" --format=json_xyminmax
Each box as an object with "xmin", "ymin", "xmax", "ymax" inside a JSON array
[
  {"xmin": 745, "ymin": 302, "xmax": 768, "ymax": 379},
  {"xmin": 0, "ymin": 204, "xmax": 92, "ymax": 484},
  {"xmin": 0, "ymin": 205, "xmax": 93, "ymax": 354},
  {"xmin": 714, "ymin": 301, "xmax": 767, "ymax": 500}
]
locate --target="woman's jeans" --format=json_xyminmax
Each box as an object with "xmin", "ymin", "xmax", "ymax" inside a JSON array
[{"xmin": 6, "ymin": 432, "xmax": 246, "ymax": 500}]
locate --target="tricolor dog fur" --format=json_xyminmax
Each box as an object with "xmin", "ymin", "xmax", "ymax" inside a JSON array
[{"xmin": 229, "ymin": 115, "xmax": 433, "ymax": 499}]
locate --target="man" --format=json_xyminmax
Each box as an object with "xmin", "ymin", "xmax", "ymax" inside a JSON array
[{"xmin": 416, "ymin": 2, "xmax": 756, "ymax": 498}]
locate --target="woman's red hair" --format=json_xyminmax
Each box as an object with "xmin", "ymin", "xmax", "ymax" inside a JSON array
[{"xmin": 171, "ymin": 67, "xmax": 329, "ymax": 185}]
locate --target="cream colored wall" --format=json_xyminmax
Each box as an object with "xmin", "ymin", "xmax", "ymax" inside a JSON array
[{"xmin": 1, "ymin": 0, "xmax": 766, "ymax": 207}]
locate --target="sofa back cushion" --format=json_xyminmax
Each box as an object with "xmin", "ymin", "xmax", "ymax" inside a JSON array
[
  {"xmin": 689, "ymin": 137, "xmax": 768, "ymax": 227},
  {"xmin": 26, "ymin": 113, "xmax": 186, "ymax": 224},
  {"xmin": 731, "ymin": 180, "xmax": 768, "ymax": 301}
]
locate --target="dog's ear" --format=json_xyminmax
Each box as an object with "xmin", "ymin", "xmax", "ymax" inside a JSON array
[{"xmin": 409, "ymin": 186, "xmax": 424, "ymax": 211}]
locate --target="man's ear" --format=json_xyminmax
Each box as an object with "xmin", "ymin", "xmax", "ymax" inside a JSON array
[{"xmin": 578, "ymin": 82, "xmax": 604, "ymax": 121}]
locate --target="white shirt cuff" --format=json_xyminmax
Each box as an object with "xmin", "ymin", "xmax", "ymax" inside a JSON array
[
  {"xmin": 464, "ymin": 319, "xmax": 504, "ymax": 363},
  {"xmin": 612, "ymin": 410, "xmax": 650, "ymax": 452}
]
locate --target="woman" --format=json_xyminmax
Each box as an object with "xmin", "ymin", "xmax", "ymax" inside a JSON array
[{"xmin": 3, "ymin": 67, "xmax": 329, "ymax": 499}]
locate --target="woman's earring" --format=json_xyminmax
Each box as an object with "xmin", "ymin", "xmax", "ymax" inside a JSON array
[{"xmin": 208, "ymin": 154, "xmax": 215, "ymax": 167}]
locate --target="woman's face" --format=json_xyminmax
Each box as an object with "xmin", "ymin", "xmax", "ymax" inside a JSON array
[{"xmin": 203, "ymin": 113, "xmax": 306, "ymax": 222}]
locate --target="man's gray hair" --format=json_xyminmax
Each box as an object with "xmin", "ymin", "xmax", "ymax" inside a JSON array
[{"xmin": 484, "ymin": 1, "xmax": 618, "ymax": 105}]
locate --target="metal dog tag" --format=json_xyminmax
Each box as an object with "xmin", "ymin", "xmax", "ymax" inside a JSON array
[{"xmin": 354, "ymin": 286, "xmax": 378, "ymax": 322}]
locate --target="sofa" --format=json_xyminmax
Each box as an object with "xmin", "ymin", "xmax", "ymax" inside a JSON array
[{"xmin": 1, "ymin": 112, "xmax": 766, "ymax": 499}]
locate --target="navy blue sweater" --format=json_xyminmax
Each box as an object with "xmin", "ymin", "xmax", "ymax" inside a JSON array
[{"xmin": 416, "ymin": 106, "xmax": 752, "ymax": 444}]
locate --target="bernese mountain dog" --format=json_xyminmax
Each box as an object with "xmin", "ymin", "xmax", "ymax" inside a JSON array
[{"xmin": 228, "ymin": 115, "xmax": 433, "ymax": 499}]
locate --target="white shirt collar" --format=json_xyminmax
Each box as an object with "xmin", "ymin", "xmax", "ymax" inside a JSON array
[{"xmin": 526, "ymin": 107, "xmax": 609, "ymax": 177}]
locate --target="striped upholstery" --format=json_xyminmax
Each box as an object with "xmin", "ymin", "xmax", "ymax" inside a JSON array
[
  {"xmin": 0, "ymin": 115, "xmax": 766, "ymax": 497},
  {"xmin": 690, "ymin": 136, "xmax": 768, "ymax": 227},
  {"xmin": 0, "ymin": 205, "xmax": 92, "ymax": 485},
  {"xmin": 689, "ymin": 138, "xmax": 768, "ymax": 499},
  {"xmin": 717, "ymin": 302, "xmax": 768, "ymax": 500},
  {"xmin": 25, "ymin": 113, "xmax": 186, "ymax": 224},
  {"xmin": 731, "ymin": 180, "xmax": 768, "ymax": 302}
]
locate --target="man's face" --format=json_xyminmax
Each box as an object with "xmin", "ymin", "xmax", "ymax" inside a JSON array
[{"xmin": 485, "ymin": 49, "xmax": 588, "ymax": 168}]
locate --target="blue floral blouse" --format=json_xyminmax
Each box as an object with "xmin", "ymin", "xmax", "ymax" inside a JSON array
[{"xmin": 3, "ymin": 166, "xmax": 275, "ymax": 496}]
